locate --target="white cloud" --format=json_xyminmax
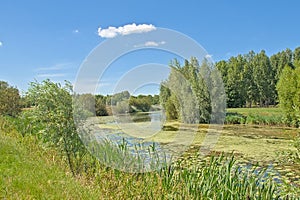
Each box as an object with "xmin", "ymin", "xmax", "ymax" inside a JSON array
[
  {"xmin": 73, "ymin": 29, "xmax": 79, "ymax": 33},
  {"xmin": 37, "ymin": 73, "xmax": 66, "ymax": 78},
  {"xmin": 144, "ymin": 41, "xmax": 166, "ymax": 47},
  {"xmin": 98, "ymin": 23, "xmax": 156, "ymax": 38},
  {"xmin": 134, "ymin": 41, "xmax": 166, "ymax": 48},
  {"xmin": 205, "ymin": 54, "xmax": 213, "ymax": 59},
  {"xmin": 0, "ymin": 41, "xmax": 3, "ymax": 47},
  {"xmin": 36, "ymin": 62, "xmax": 72, "ymax": 71}
]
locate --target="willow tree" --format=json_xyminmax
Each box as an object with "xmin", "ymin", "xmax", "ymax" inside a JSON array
[{"xmin": 160, "ymin": 57, "xmax": 213, "ymax": 124}]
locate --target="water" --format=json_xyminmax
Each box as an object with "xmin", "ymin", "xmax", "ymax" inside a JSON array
[{"xmin": 94, "ymin": 111, "xmax": 170, "ymax": 170}]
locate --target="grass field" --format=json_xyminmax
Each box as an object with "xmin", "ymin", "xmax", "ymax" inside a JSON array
[
  {"xmin": 227, "ymin": 107, "xmax": 284, "ymax": 116},
  {"xmin": 0, "ymin": 131, "xmax": 102, "ymax": 199}
]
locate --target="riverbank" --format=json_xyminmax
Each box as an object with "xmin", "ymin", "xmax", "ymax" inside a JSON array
[{"xmin": 0, "ymin": 130, "xmax": 102, "ymax": 199}]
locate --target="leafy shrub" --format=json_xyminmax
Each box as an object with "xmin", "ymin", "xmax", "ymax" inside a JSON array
[
  {"xmin": 0, "ymin": 81, "xmax": 21, "ymax": 117},
  {"xmin": 129, "ymin": 97, "xmax": 151, "ymax": 112},
  {"xmin": 113, "ymin": 100, "xmax": 131, "ymax": 114},
  {"xmin": 225, "ymin": 112, "xmax": 246, "ymax": 124},
  {"xmin": 26, "ymin": 80, "xmax": 87, "ymax": 176}
]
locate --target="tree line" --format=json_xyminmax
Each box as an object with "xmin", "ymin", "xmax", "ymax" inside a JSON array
[
  {"xmin": 75, "ymin": 91, "xmax": 159, "ymax": 116},
  {"xmin": 159, "ymin": 47, "xmax": 300, "ymax": 126},
  {"xmin": 0, "ymin": 46, "xmax": 299, "ymax": 125},
  {"xmin": 216, "ymin": 47, "xmax": 300, "ymax": 108},
  {"xmin": 0, "ymin": 82, "xmax": 160, "ymax": 118}
]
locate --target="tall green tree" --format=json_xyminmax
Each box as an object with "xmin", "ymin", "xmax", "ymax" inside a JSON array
[
  {"xmin": 293, "ymin": 47, "xmax": 300, "ymax": 65},
  {"xmin": 95, "ymin": 95, "xmax": 108, "ymax": 116},
  {"xmin": 160, "ymin": 57, "xmax": 212, "ymax": 123},
  {"xmin": 0, "ymin": 81, "xmax": 21, "ymax": 117},
  {"xmin": 225, "ymin": 55, "xmax": 246, "ymax": 107},
  {"xmin": 252, "ymin": 50, "xmax": 275, "ymax": 106},
  {"xmin": 243, "ymin": 51, "xmax": 257, "ymax": 107},
  {"xmin": 270, "ymin": 48, "xmax": 293, "ymax": 81},
  {"xmin": 277, "ymin": 64, "xmax": 298, "ymax": 125},
  {"xmin": 27, "ymin": 80, "xmax": 87, "ymax": 176}
]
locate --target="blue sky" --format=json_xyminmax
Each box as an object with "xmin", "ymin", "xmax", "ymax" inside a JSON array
[{"xmin": 1, "ymin": 0, "xmax": 300, "ymax": 95}]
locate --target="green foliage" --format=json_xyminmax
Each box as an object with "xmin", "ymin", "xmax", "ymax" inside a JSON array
[
  {"xmin": 225, "ymin": 55, "xmax": 248, "ymax": 107},
  {"xmin": 152, "ymin": 94, "xmax": 160, "ymax": 105},
  {"xmin": 129, "ymin": 95, "xmax": 152, "ymax": 112},
  {"xmin": 160, "ymin": 57, "xmax": 214, "ymax": 123},
  {"xmin": 225, "ymin": 108, "xmax": 288, "ymax": 126},
  {"xmin": 95, "ymin": 94, "xmax": 108, "ymax": 116},
  {"xmin": 225, "ymin": 112, "xmax": 246, "ymax": 124},
  {"xmin": 131, "ymin": 98, "xmax": 150, "ymax": 112},
  {"xmin": 217, "ymin": 47, "xmax": 300, "ymax": 108},
  {"xmin": 110, "ymin": 91, "xmax": 130, "ymax": 105},
  {"xmin": 253, "ymin": 50, "xmax": 275, "ymax": 106},
  {"xmin": 13, "ymin": 110, "xmax": 44, "ymax": 136},
  {"xmin": 113, "ymin": 100, "xmax": 132, "ymax": 114},
  {"xmin": 26, "ymin": 79, "xmax": 87, "ymax": 176},
  {"xmin": 0, "ymin": 81, "xmax": 21, "ymax": 117},
  {"xmin": 165, "ymin": 97, "xmax": 178, "ymax": 120},
  {"xmin": 0, "ymin": 119, "xmax": 102, "ymax": 199},
  {"xmin": 2, "ymin": 114, "xmax": 300, "ymax": 198},
  {"xmin": 74, "ymin": 93, "xmax": 95, "ymax": 115},
  {"xmin": 277, "ymin": 64, "xmax": 300, "ymax": 127}
]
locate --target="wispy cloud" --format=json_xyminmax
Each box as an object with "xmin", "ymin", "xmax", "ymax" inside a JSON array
[
  {"xmin": 36, "ymin": 62, "xmax": 72, "ymax": 71},
  {"xmin": 36, "ymin": 73, "xmax": 66, "ymax": 78},
  {"xmin": 0, "ymin": 41, "xmax": 3, "ymax": 47},
  {"xmin": 98, "ymin": 82, "xmax": 111, "ymax": 88},
  {"xmin": 134, "ymin": 41, "xmax": 166, "ymax": 48},
  {"xmin": 73, "ymin": 78, "xmax": 114, "ymax": 94},
  {"xmin": 144, "ymin": 41, "xmax": 166, "ymax": 47},
  {"xmin": 73, "ymin": 29, "xmax": 79, "ymax": 34},
  {"xmin": 98, "ymin": 23, "xmax": 156, "ymax": 38}
]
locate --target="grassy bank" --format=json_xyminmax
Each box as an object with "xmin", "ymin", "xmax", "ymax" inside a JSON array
[
  {"xmin": 2, "ymin": 115, "xmax": 298, "ymax": 199},
  {"xmin": 0, "ymin": 125, "xmax": 102, "ymax": 199},
  {"xmin": 1, "ymin": 104, "xmax": 300, "ymax": 199},
  {"xmin": 0, "ymin": 130, "xmax": 283, "ymax": 199}
]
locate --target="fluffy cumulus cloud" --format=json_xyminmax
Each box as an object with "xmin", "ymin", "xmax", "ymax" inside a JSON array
[{"xmin": 98, "ymin": 23, "xmax": 156, "ymax": 38}]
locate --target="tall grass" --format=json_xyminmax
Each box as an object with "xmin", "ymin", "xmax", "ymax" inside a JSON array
[
  {"xmin": 2, "ymin": 115, "xmax": 299, "ymax": 199},
  {"xmin": 225, "ymin": 107, "xmax": 300, "ymax": 127},
  {"xmin": 225, "ymin": 111, "xmax": 290, "ymax": 126}
]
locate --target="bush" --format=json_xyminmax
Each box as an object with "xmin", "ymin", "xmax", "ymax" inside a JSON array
[
  {"xmin": 0, "ymin": 81, "xmax": 21, "ymax": 117},
  {"xmin": 95, "ymin": 95, "xmax": 108, "ymax": 116},
  {"xmin": 225, "ymin": 113, "xmax": 246, "ymax": 124},
  {"xmin": 26, "ymin": 80, "xmax": 87, "ymax": 176},
  {"xmin": 129, "ymin": 97, "xmax": 151, "ymax": 112},
  {"xmin": 113, "ymin": 100, "xmax": 131, "ymax": 114}
]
